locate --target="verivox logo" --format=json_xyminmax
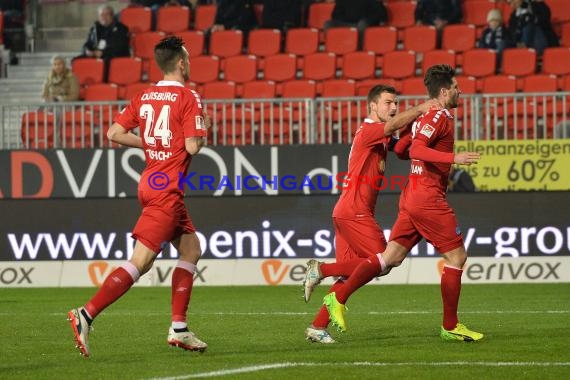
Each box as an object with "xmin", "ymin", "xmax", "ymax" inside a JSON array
[
  {"xmin": 261, "ymin": 259, "xmax": 307, "ymax": 285},
  {"xmin": 88, "ymin": 261, "xmax": 117, "ymax": 287}
]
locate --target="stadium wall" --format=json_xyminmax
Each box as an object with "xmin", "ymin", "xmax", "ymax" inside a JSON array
[{"xmin": 1, "ymin": 192, "xmax": 569, "ymax": 287}]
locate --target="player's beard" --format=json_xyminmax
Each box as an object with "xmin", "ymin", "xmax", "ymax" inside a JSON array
[{"xmin": 182, "ymin": 62, "xmax": 190, "ymax": 82}]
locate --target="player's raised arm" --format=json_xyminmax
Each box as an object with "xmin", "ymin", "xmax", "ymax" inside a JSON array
[
  {"xmin": 383, "ymin": 99, "xmax": 437, "ymax": 136},
  {"xmin": 107, "ymin": 122, "xmax": 143, "ymax": 148}
]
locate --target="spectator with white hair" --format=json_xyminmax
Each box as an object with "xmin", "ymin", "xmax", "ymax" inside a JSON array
[
  {"xmin": 477, "ymin": 8, "xmax": 514, "ymax": 69},
  {"xmin": 42, "ymin": 55, "xmax": 79, "ymax": 102}
]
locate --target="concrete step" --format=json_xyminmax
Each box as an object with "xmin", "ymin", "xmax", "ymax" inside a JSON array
[
  {"xmin": 6, "ymin": 66, "xmax": 49, "ymax": 79},
  {"xmin": 18, "ymin": 51, "xmax": 78, "ymax": 66},
  {"xmin": 0, "ymin": 85, "xmax": 43, "ymax": 93}
]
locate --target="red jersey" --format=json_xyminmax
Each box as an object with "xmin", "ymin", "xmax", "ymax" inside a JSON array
[
  {"xmin": 333, "ymin": 118, "xmax": 390, "ymax": 219},
  {"xmin": 405, "ymin": 108, "xmax": 455, "ymax": 198},
  {"xmin": 115, "ymin": 80, "xmax": 207, "ymax": 194}
]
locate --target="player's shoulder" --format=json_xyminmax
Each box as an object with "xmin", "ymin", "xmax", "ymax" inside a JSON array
[{"xmin": 422, "ymin": 108, "xmax": 453, "ymax": 127}]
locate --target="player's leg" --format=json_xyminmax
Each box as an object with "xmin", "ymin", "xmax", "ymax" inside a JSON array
[
  {"xmin": 303, "ymin": 218, "xmax": 364, "ymax": 303},
  {"xmin": 409, "ymin": 205, "xmax": 483, "ymax": 341},
  {"xmin": 167, "ymin": 231, "xmax": 207, "ymax": 351},
  {"xmin": 166, "ymin": 201, "xmax": 208, "ymax": 352},
  {"xmin": 323, "ymin": 217, "xmax": 387, "ymax": 332},
  {"xmin": 305, "ymin": 222, "xmax": 358, "ymax": 343},
  {"xmin": 68, "ymin": 240, "xmax": 157, "ymax": 357}
]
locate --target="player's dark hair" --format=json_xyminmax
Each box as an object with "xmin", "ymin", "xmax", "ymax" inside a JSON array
[
  {"xmin": 367, "ymin": 84, "xmax": 397, "ymax": 105},
  {"xmin": 424, "ymin": 64, "xmax": 455, "ymax": 99},
  {"xmin": 154, "ymin": 36, "xmax": 186, "ymax": 74}
]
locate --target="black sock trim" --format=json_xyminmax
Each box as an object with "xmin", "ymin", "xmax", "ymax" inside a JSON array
[{"xmin": 173, "ymin": 327, "xmax": 189, "ymax": 333}]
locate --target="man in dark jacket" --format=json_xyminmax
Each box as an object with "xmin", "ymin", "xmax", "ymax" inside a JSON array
[
  {"xmin": 324, "ymin": 0, "xmax": 387, "ymax": 47},
  {"xmin": 78, "ymin": 4, "xmax": 130, "ymax": 81},
  {"xmin": 415, "ymin": 0, "xmax": 463, "ymax": 47},
  {"xmin": 507, "ymin": 0, "xmax": 559, "ymax": 55},
  {"xmin": 210, "ymin": 0, "xmax": 258, "ymax": 34}
]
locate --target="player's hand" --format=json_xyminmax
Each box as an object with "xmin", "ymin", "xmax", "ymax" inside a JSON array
[
  {"xmin": 417, "ymin": 99, "xmax": 439, "ymax": 113},
  {"xmin": 203, "ymin": 113, "xmax": 213, "ymax": 130},
  {"xmin": 454, "ymin": 152, "xmax": 480, "ymax": 165}
]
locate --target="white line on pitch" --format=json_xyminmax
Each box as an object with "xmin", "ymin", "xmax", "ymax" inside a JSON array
[{"xmin": 147, "ymin": 361, "xmax": 570, "ymax": 380}]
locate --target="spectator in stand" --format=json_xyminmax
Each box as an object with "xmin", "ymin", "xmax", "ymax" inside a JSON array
[
  {"xmin": 77, "ymin": 4, "xmax": 130, "ymax": 81},
  {"xmin": 415, "ymin": 0, "xmax": 463, "ymax": 48},
  {"xmin": 507, "ymin": 0, "xmax": 559, "ymax": 55},
  {"xmin": 477, "ymin": 8, "xmax": 514, "ymax": 69},
  {"xmin": 323, "ymin": 0, "xmax": 387, "ymax": 48},
  {"xmin": 42, "ymin": 55, "xmax": 79, "ymax": 103},
  {"xmin": 261, "ymin": 0, "xmax": 303, "ymax": 32},
  {"xmin": 210, "ymin": 0, "xmax": 258, "ymax": 34}
]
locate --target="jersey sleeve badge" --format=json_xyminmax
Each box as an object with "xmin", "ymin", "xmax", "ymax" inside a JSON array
[{"xmin": 419, "ymin": 124, "xmax": 435, "ymax": 138}]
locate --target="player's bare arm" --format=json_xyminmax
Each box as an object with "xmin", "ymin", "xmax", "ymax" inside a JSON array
[
  {"xmin": 383, "ymin": 100, "xmax": 438, "ymax": 136},
  {"xmin": 185, "ymin": 113, "xmax": 212, "ymax": 155},
  {"xmin": 107, "ymin": 122, "xmax": 143, "ymax": 148},
  {"xmin": 453, "ymin": 152, "xmax": 481, "ymax": 165}
]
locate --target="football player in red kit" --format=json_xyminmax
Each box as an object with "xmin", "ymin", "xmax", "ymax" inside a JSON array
[
  {"xmin": 68, "ymin": 36, "xmax": 210, "ymax": 357},
  {"xmin": 303, "ymin": 85, "xmax": 435, "ymax": 343},
  {"xmin": 322, "ymin": 64, "xmax": 484, "ymax": 342}
]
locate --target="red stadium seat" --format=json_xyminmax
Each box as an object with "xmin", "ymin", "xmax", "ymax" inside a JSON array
[
  {"xmin": 403, "ymin": 25, "xmax": 437, "ymax": 53},
  {"xmin": 356, "ymin": 78, "xmax": 400, "ymax": 96},
  {"xmin": 548, "ymin": 0, "xmax": 570, "ymax": 25},
  {"xmin": 188, "ymin": 55, "xmax": 220, "ymax": 84},
  {"xmin": 133, "ymin": 32, "xmax": 166, "ymax": 60},
  {"xmin": 242, "ymin": 80, "xmax": 276, "ymax": 99},
  {"xmin": 307, "ymin": 2, "xmax": 334, "ymax": 29},
  {"xmin": 422, "ymin": 50, "xmax": 456, "ymax": 73},
  {"xmin": 303, "ymin": 52, "xmax": 336, "ymax": 81},
  {"xmin": 501, "ymin": 48, "xmax": 536, "ymax": 76},
  {"xmin": 72, "ymin": 58, "xmax": 104, "ymax": 85},
  {"xmin": 542, "ymin": 47, "xmax": 570, "ymax": 75},
  {"xmin": 481, "ymin": 75, "xmax": 517, "ymax": 94},
  {"xmin": 263, "ymin": 54, "xmax": 297, "ymax": 82},
  {"xmin": 342, "ymin": 51, "xmax": 375, "ymax": 80},
  {"xmin": 324, "ymin": 27, "xmax": 358, "ymax": 55},
  {"xmin": 463, "ymin": 0, "xmax": 496, "ymax": 27},
  {"xmin": 194, "ymin": 4, "xmax": 216, "ymax": 31},
  {"xmin": 455, "ymin": 76, "xmax": 477, "ymax": 94},
  {"xmin": 209, "ymin": 30, "xmax": 243, "ymax": 58},
  {"xmin": 156, "ymin": 6, "xmax": 191, "ymax": 34},
  {"xmin": 147, "ymin": 59, "xmax": 162, "ymax": 83},
  {"xmin": 462, "ymin": 49, "xmax": 496, "ymax": 77},
  {"xmin": 108, "ymin": 57, "xmax": 142, "ymax": 85},
  {"xmin": 120, "ymin": 6, "xmax": 151, "ymax": 33},
  {"xmin": 282, "ymin": 80, "xmax": 317, "ymax": 98},
  {"xmin": 363, "ymin": 26, "xmax": 397, "ymax": 68},
  {"xmin": 561, "ymin": 22, "xmax": 570, "ymax": 47},
  {"xmin": 203, "ymin": 81, "xmax": 236, "ymax": 99},
  {"xmin": 381, "ymin": 51, "xmax": 416, "ymax": 79},
  {"xmin": 522, "ymin": 74, "xmax": 558, "ymax": 92},
  {"xmin": 442, "ymin": 24, "xmax": 476, "ymax": 52},
  {"xmin": 177, "ymin": 30, "xmax": 205, "ymax": 57},
  {"xmin": 401, "ymin": 77, "xmax": 426, "ymax": 95},
  {"xmin": 285, "ymin": 28, "xmax": 319, "ymax": 56},
  {"xmin": 321, "ymin": 79, "xmax": 356, "ymax": 97},
  {"xmin": 386, "ymin": 2, "xmax": 416, "ymax": 28},
  {"xmin": 248, "ymin": 29, "xmax": 281, "ymax": 58},
  {"xmin": 223, "ymin": 55, "xmax": 257, "ymax": 83},
  {"xmin": 121, "ymin": 82, "xmax": 151, "ymax": 100},
  {"xmin": 84, "ymin": 83, "xmax": 119, "ymax": 101},
  {"xmin": 21, "ymin": 111, "xmax": 55, "ymax": 149},
  {"xmin": 61, "ymin": 110, "xmax": 96, "ymax": 148}
]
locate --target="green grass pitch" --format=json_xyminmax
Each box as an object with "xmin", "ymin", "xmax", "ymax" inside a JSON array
[{"xmin": 1, "ymin": 283, "xmax": 569, "ymax": 379}]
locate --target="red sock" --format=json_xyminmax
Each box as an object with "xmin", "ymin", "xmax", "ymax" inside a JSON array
[
  {"xmin": 334, "ymin": 255, "xmax": 382, "ymax": 304},
  {"xmin": 312, "ymin": 280, "xmax": 344, "ymax": 328},
  {"xmin": 171, "ymin": 262, "xmax": 195, "ymax": 323},
  {"xmin": 84, "ymin": 263, "xmax": 139, "ymax": 319},
  {"xmin": 320, "ymin": 258, "xmax": 364, "ymax": 278},
  {"xmin": 441, "ymin": 265, "xmax": 463, "ymax": 330}
]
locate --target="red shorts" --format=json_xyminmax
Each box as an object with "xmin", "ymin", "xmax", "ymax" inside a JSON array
[
  {"xmin": 333, "ymin": 216, "xmax": 387, "ymax": 263},
  {"xmin": 389, "ymin": 198, "xmax": 463, "ymax": 254},
  {"xmin": 132, "ymin": 191, "xmax": 196, "ymax": 253}
]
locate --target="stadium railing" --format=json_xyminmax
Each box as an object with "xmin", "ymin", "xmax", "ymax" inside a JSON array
[{"xmin": 1, "ymin": 93, "xmax": 569, "ymax": 150}]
